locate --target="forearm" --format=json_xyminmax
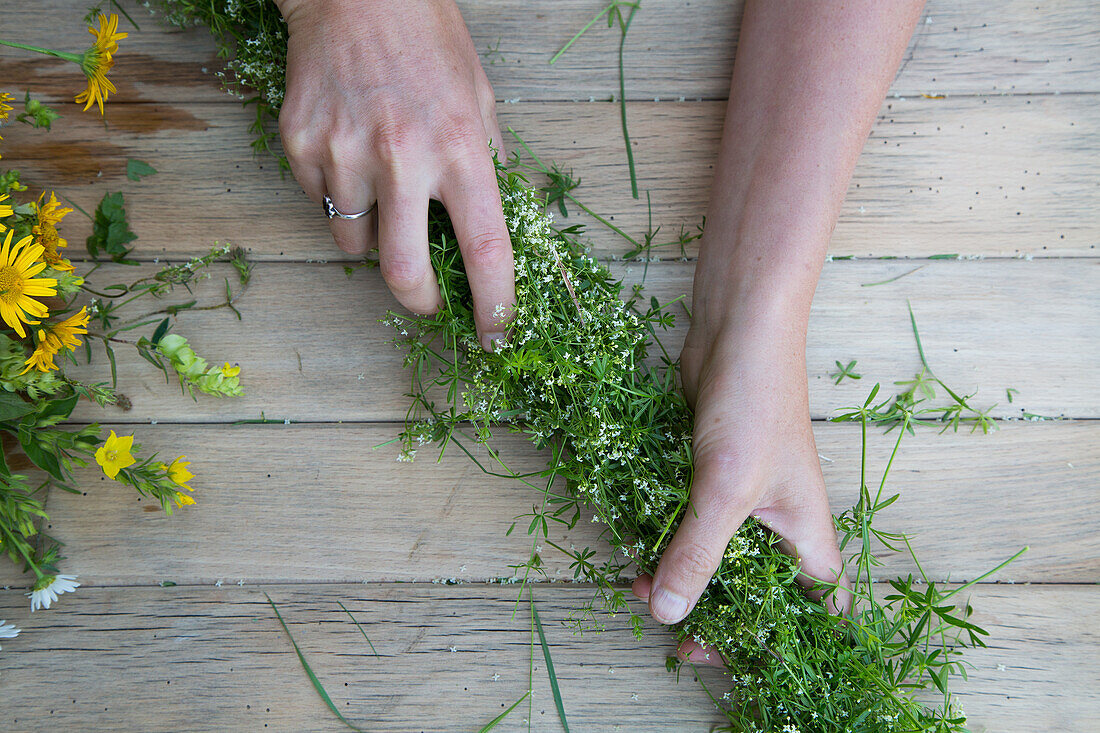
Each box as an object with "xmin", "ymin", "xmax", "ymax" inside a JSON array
[{"xmin": 695, "ymin": 0, "xmax": 924, "ymax": 329}]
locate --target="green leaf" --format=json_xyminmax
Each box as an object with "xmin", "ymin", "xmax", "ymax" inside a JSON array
[
  {"xmin": 151, "ymin": 317, "xmax": 171, "ymax": 346},
  {"xmin": 86, "ymin": 192, "xmax": 138, "ymax": 264},
  {"xmin": 37, "ymin": 392, "xmax": 81, "ymax": 422},
  {"xmin": 126, "ymin": 158, "xmax": 158, "ymax": 181},
  {"xmin": 18, "ymin": 432, "xmax": 64, "ymax": 480},
  {"xmin": 0, "ymin": 391, "xmax": 36, "ymax": 422}
]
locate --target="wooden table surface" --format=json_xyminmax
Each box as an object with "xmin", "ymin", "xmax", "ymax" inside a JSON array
[{"xmin": 1, "ymin": 2, "xmax": 1097, "ymax": 731}]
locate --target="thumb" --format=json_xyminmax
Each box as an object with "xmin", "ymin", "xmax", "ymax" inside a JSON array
[
  {"xmin": 648, "ymin": 479, "xmax": 753, "ymax": 625},
  {"xmin": 769, "ymin": 504, "xmax": 851, "ymax": 616}
]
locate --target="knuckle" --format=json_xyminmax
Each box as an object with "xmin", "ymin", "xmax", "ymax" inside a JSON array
[
  {"xmin": 326, "ymin": 128, "xmax": 368, "ymax": 167},
  {"xmin": 370, "ymin": 113, "xmax": 419, "ymax": 171},
  {"xmin": 379, "ymin": 255, "xmax": 429, "ymax": 293},
  {"xmin": 672, "ymin": 540, "xmax": 720, "ymax": 581},
  {"xmin": 462, "ymin": 229, "xmax": 511, "ymax": 269},
  {"xmin": 279, "ymin": 122, "xmax": 318, "ymax": 162},
  {"xmin": 437, "ymin": 114, "xmax": 489, "ymax": 157}
]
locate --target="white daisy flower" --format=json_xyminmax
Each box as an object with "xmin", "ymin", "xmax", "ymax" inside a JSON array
[
  {"xmin": 0, "ymin": 619, "xmax": 19, "ymax": 650},
  {"xmin": 27, "ymin": 574, "xmax": 80, "ymax": 611}
]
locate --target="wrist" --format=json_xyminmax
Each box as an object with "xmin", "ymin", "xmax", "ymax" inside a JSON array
[{"xmin": 692, "ymin": 234, "xmax": 823, "ymax": 332}]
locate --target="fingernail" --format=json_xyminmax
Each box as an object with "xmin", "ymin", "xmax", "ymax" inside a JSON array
[
  {"xmin": 650, "ymin": 585, "xmax": 690, "ymax": 625},
  {"xmin": 481, "ymin": 331, "xmax": 505, "ymax": 352}
]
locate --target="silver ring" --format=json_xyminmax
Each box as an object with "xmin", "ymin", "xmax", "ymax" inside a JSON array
[{"xmin": 323, "ymin": 194, "xmax": 376, "ymax": 221}]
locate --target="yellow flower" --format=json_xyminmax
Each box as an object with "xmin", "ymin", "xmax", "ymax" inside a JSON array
[
  {"xmin": 174, "ymin": 491, "xmax": 195, "ymax": 507},
  {"xmin": 74, "ymin": 14, "xmax": 127, "ymax": 115},
  {"xmin": 43, "ymin": 306, "xmax": 89, "ymax": 351},
  {"xmin": 0, "ymin": 194, "xmax": 12, "ymax": 232},
  {"xmin": 20, "ymin": 305, "xmax": 90, "ymax": 373},
  {"xmin": 95, "ymin": 430, "xmax": 136, "ymax": 479},
  {"xmin": 0, "ymin": 92, "xmax": 11, "ymax": 158},
  {"xmin": 0, "ymin": 229, "xmax": 57, "ymax": 338},
  {"xmin": 32, "ymin": 192, "xmax": 74, "ymax": 273},
  {"xmin": 220, "ymin": 362, "xmax": 240, "ymax": 377},
  {"xmin": 20, "ymin": 329, "xmax": 60, "ymax": 374},
  {"xmin": 165, "ymin": 456, "xmax": 194, "ymax": 492}
]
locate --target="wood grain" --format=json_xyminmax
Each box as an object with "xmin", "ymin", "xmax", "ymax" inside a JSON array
[
  {"xmin": 0, "ymin": 584, "xmax": 1095, "ymax": 732},
  {"xmin": 6, "ymin": 0, "xmax": 1099, "ymax": 103},
  {"xmin": 2, "ymin": 97, "xmax": 1095, "ymax": 260},
  {"xmin": 61, "ymin": 259, "xmax": 1100, "ymax": 423},
  {"xmin": 10, "ymin": 420, "xmax": 1091, "ymax": 587}
]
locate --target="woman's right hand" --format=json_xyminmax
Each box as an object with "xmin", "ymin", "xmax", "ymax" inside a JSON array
[{"xmin": 275, "ymin": 0, "xmax": 515, "ymax": 350}]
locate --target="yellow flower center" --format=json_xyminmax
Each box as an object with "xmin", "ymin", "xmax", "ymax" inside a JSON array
[{"xmin": 0, "ymin": 264, "xmax": 25, "ymax": 301}]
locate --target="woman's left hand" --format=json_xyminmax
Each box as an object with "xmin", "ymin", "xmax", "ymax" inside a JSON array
[{"xmin": 630, "ymin": 260, "xmax": 848, "ymax": 666}]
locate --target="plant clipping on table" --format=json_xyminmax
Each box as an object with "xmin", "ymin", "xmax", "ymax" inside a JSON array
[
  {"xmin": 0, "ymin": 14, "xmax": 248, "ymax": 615},
  {"xmin": 159, "ymin": 3, "xmax": 1023, "ymax": 730}
]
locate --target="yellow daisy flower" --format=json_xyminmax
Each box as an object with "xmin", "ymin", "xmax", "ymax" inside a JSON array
[
  {"xmin": 0, "ymin": 194, "xmax": 12, "ymax": 232},
  {"xmin": 20, "ymin": 331, "xmax": 60, "ymax": 374},
  {"xmin": 174, "ymin": 492, "xmax": 195, "ymax": 507},
  {"xmin": 32, "ymin": 192, "xmax": 74, "ymax": 273},
  {"xmin": 95, "ymin": 430, "xmax": 136, "ymax": 479},
  {"xmin": 20, "ymin": 306, "xmax": 90, "ymax": 373},
  {"xmin": 75, "ymin": 14, "xmax": 128, "ymax": 115},
  {"xmin": 0, "ymin": 229, "xmax": 58, "ymax": 338},
  {"xmin": 165, "ymin": 456, "xmax": 194, "ymax": 492}
]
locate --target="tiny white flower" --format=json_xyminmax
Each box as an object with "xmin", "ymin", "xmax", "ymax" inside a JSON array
[{"xmin": 28, "ymin": 574, "xmax": 80, "ymax": 611}]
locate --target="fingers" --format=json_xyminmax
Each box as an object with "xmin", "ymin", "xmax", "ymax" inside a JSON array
[
  {"xmin": 377, "ymin": 182, "xmax": 441, "ymax": 315},
  {"xmin": 648, "ymin": 464, "xmax": 754, "ymax": 625},
  {"xmin": 441, "ymin": 156, "xmax": 515, "ymax": 350},
  {"xmin": 323, "ymin": 167, "xmax": 375, "ymax": 256}
]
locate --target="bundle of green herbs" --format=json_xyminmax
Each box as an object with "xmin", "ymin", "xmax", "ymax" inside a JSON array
[{"xmin": 382, "ymin": 163, "xmax": 1020, "ymax": 732}]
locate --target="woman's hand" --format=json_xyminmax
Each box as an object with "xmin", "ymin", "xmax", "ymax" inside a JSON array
[
  {"xmin": 631, "ymin": 263, "xmax": 847, "ymax": 666},
  {"xmin": 630, "ymin": 0, "xmax": 923, "ymax": 666},
  {"xmin": 275, "ymin": 0, "xmax": 514, "ymax": 349}
]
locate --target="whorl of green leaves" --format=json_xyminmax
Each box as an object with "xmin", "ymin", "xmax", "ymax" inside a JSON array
[{"xmin": 388, "ymin": 167, "xmax": 994, "ymax": 733}]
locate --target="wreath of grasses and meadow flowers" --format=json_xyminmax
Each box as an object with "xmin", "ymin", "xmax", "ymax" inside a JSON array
[
  {"xmin": 40, "ymin": 3, "xmax": 1024, "ymax": 731},
  {"xmin": 0, "ymin": 13, "xmax": 249, "ymax": 626}
]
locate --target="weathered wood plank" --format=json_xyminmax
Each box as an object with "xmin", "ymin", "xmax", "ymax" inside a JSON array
[
  {"xmin": 61, "ymin": 259, "xmax": 1100, "ymax": 423},
  {"xmin": 0, "ymin": 584, "xmax": 1095, "ymax": 732},
  {"xmin": 6, "ymin": 1, "xmax": 1099, "ymax": 103},
  {"xmin": 2, "ymin": 97, "xmax": 1095, "ymax": 260},
  {"xmin": 0, "ymin": 421, "xmax": 1087, "ymax": 587}
]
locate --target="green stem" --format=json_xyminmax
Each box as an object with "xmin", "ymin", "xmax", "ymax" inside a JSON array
[{"xmin": 0, "ymin": 39, "xmax": 82, "ymax": 65}]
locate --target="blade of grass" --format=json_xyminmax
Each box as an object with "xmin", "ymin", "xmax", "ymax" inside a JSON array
[
  {"xmin": 337, "ymin": 601, "xmax": 379, "ymax": 656},
  {"xmin": 264, "ymin": 593, "xmax": 367, "ymax": 733},
  {"xmin": 907, "ymin": 300, "xmax": 931, "ymax": 372},
  {"xmin": 617, "ymin": 3, "xmax": 640, "ymax": 199},
  {"xmin": 478, "ymin": 690, "xmax": 531, "ymax": 732},
  {"xmin": 860, "ymin": 265, "xmax": 925, "ymax": 287},
  {"xmin": 531, "ymin": 594, "xmax": 570, "ymax": 732}
]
